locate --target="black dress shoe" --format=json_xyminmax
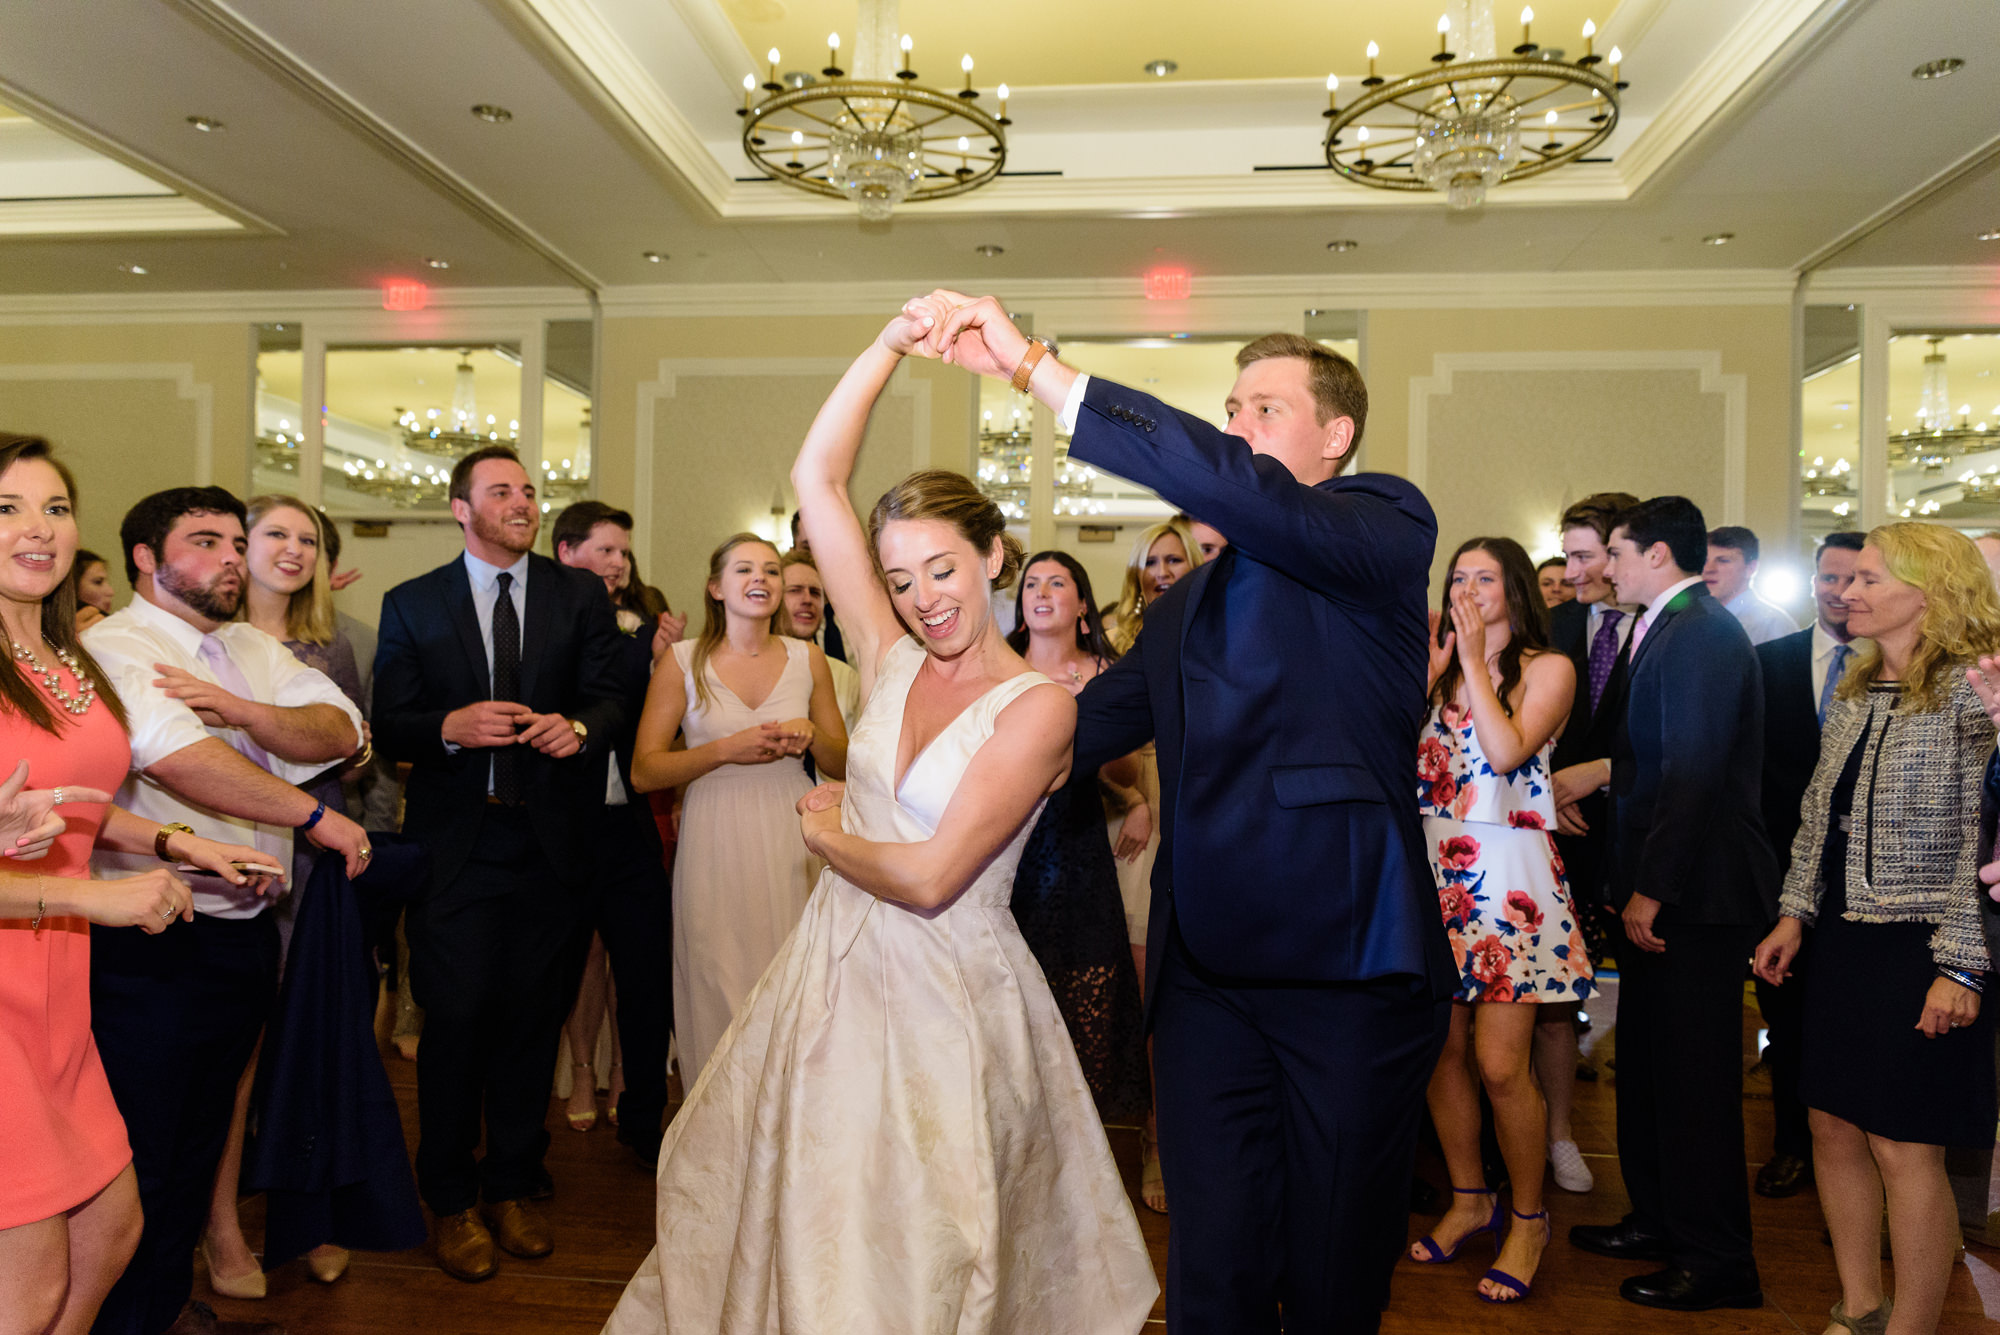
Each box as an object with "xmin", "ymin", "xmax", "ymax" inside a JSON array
[
  {"xmin": 1620, "ymin": 1266, "xmax": 1763, "ymax": 1311},
  {"xmin": 1569, "ymin": 1219, "xmax": 1673, "ymax": 1261},
  {"xmin": 1755, "ymin": 1152, "xmax": 1813, "ymax": 1198},
  {"xmin": 527, "ymin": 1165, "xmax": 555, "ymax": 1201}
]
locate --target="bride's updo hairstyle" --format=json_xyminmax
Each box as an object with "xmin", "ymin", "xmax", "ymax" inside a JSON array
[{"xmin": 868, "ymin": 469, "xmax": 1024, "ymax": 593}]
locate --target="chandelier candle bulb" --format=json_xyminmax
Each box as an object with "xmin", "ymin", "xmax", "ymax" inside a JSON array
[
  {"xmin": 900, "ymin": 33, "xmax": 914, "ymax": 78},
  {"xmin": 1608, "ymin": 45, "xmax": 1623, "ymax": 86},
  {"xmin": 997, "ymin": 82, "xmax": 1010, "ymax": 123},
  {"xmin": 1365, "ymin": 40, "xmax": 1380, "ymax": 85},
  {"xmin": 742, "ymin": 73, "xmax": 755, "ymax": 112},
  {"xmin": 1326, "ymin": 73, "xmax": 1339, "ymax": 115},
  {"xmin": 1579, "ymin": 18, "xmax": 1598, "ymax": 64},
  {"xmin": 1435, "ymin": 14, "xmax": 1454, "ymax": 62},
  {"xmin": 824, "ymin": 32, "xmax": 843, "ymax": 78},
  {"xmin": 1517, "ymin": 6, "xmax": 1535, "ymax": 52},
  {"xmin": 765, "ymin": 48, "xmax": 783, "ymax": 91},
  {"xmin": 960, "ymin": 53, "xmax": 976, "ymax": 98}
]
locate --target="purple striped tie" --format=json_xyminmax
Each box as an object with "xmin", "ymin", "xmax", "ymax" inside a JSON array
[
  {"xmin": 1588, "ymin": 610, "xmax": 1623, "ymax": 713},
  {"xmin": 197, "ymin": 635, "xmax": 273, "ymax": 770}
]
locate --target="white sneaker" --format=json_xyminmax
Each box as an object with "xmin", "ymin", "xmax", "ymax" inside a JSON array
[{"xmin": 1549, "ymin": 1138, "xmax": 1594, "ymax": 1193}]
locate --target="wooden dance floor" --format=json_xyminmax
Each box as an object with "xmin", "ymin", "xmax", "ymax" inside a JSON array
[{"xmin": 216, "ymin": 979, "xmax": 1997, "ymax": 1333}]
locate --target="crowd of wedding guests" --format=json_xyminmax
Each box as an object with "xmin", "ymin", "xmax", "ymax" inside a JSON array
[{"xmin": 3, "ymin": 417, "xmax": 1997, "ymax": 1335}]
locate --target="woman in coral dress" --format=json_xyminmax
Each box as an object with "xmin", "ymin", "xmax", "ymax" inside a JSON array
[
  {"xmin": 602, "ymin": 303, "xmax": 1155, "ymax": 1334},
  {"xmin": 0, "ymin": 435, "xmax": 281, "ymax": 1335},
  {"xmin": 1407, "ymin": 537, "xmax": 1590, "ymax": 1306}
]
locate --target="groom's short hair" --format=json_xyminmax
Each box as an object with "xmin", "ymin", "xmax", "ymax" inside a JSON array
[{"xmin": 1235, "ymin": 333, "xmax": 1369, "ymax": 443}]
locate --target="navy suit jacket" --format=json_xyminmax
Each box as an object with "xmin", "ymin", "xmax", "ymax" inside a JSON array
[
  {"xmin": 372, "ymin": 553, "xmax": 626, "ymax": 889},
  {"xmin": 1609, "ymin": 582, "xmax": 1779, "ymax": 925},
  {"xmin": 1756, "ymin": 626, "xmax": 1821, "ymax": 875},
  {"xmin": 1068, "ymin": 377, "xmax": 1455, "ymax": 1005},
  {"xmin": 1548, "ymin": 598, "xmax": 1632, "ymax": 905}
]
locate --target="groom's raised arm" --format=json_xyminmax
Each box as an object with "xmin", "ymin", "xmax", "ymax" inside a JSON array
[{"xmin": 1065, "ymin": 379, "xmax": 1434, "ymax": 606}]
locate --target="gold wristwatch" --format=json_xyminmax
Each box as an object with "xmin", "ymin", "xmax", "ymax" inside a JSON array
[
  {"xmin": 155, "ymin": 822, "xmax": 195, "ymax": 862},
  {"xmin": 569, "ymin": 719, "xmax": 588, "ymax": 744}
]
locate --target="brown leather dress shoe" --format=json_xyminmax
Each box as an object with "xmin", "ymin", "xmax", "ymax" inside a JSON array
[
  {"xmin": 165, "ymin": 1299, "xmax": 289, "ymax": 1334},
  {"xmin": 481, "ymin": 1197, "xmax": 554, "ymax": 1258},
  {"xmin": 434, "ymin": 1208, "xmax": 499, "ymax": 1282}
]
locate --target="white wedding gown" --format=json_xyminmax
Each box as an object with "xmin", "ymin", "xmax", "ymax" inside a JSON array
[{"xmin": 602, "ymin": 637, "xmax": 1157, "ymax": 1335}]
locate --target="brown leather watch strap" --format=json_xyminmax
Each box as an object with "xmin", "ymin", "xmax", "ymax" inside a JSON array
[{"xmin": 1010, "ymin": 338, "xmax": 1052, "ymax": 395}]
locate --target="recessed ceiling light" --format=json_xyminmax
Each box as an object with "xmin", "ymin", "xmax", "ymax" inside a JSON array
[
  {"xmin": 1979, "ymin": 229, "xmax": 2000, "ymax": 241},
  {"xmin": 116, "ymin": 263, "xmax": 147, "ymax": 275},
  {"xmin": 1703, "ymin": 232, "xmax": 1735, "ymax": 245},
  {"xmin": 1912, "ymin": 58, "xmax": 1964, "ymax": 80},
  {"xmin": 1326, "ymin": 239, "xmax": 1359, "ymax": 252},
  {"xmin": 642, "ymin": 251, "xmax": 667, "ymax": 263},
  {"xmin": 470, "ymin": 104, "xmax": 513, "ymax": 123},
  {"xmin": 1142, "ymin": 59, "xmax": 1178, "ymax": 77},
  {"xmin": 185, "ymin": 115, "xmax": 224, "ymax": 132},
  {"xmin": 974, "ymin": 243, "xmax": 1004, "ymax": 257}
]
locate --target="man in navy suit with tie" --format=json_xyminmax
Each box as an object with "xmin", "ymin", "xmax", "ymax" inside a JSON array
[
  {"xmin": 1750, "ymin": 530, "xmax": 1865, "ymax": 1199},
  {"xmin": 926, "ymin": 294, "xmax": 1455, "ymax": 1334},
  {"xmin": 373, "ymin": 447, "xmax": 626, "ymax": 1282},
  {"xmin": 1573, "ymin": 495, "xmax": 1778, "ymax": 1312}
]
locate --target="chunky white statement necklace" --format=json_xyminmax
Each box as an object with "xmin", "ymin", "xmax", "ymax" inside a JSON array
[{"xmin": 12, "ymin": 639, "xmax": 97, "ymax": 715}]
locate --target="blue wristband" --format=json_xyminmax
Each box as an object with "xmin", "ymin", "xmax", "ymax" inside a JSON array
[{"xmin": 300, "ymin": 799, "xmax": 327, "ymax": 832}]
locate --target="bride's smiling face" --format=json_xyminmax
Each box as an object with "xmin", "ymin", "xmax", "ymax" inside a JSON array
[{"xmin": 878, "ymin": 518, "xmax": 1001, "ymax": 656}]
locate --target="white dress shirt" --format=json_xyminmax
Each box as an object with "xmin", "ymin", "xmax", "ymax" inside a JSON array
[
  {"xmin": 1631, "ymin": 575, "xmax": 1708, "ymax": 656},
  {"xmin": 1810, "ymin": 621, "xmax": 1867, "ymax": 707},
  {"xmin": 84, "ymin": 595, "xmax": 365, "ymax": 917},
  {"xmin": 1723, "ymin": 589, "xmax": 1799, "ymax": 646},
  {"xmin": 1057, "ymin": 373, "xmax": 1093, "ymax": 433},
  {"xmin": 447, "ymin": 548, "xmax": 531, "ymax": 792},
  {"xmin": 1585, "ymin": 599, "xmax": 1638, "ymax": 655}
]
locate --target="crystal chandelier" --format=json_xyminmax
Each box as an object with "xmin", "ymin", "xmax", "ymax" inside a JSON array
[
  {"xmin": 737, "ymin": 0, "xmax": 1007, "ymax": 221},
  {"xmin": 1323, "ymin": 3, "xmax": 1625, "ymax": 210},
  {"xmin": 1892, "ymin": 337, "xmax": 2000, "ymax": 467}
]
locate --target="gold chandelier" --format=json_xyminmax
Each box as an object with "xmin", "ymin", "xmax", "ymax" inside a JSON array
[
  {"xmin": 1323, "ymin": 4, "xmax": 1625, "ymax": 210},
  {"xmin": 737, "ymin": 1, "xmax": 1006, "ymax": 221}
]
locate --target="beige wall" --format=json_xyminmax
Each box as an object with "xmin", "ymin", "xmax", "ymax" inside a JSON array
[
  {"xmin": 0, "ymin": 322, "xmax": 253, "ymax": 602},
  {"xmin": 600, "ymin": 314, "xmax": 974, "ymax": 620},
  {"xmin": 1364, "ymin": 304, "xmax": 1794, "ymax": 592}
]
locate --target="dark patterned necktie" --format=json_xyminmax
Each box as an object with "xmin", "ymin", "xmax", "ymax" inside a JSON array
[
  {"xmin": 491, "ymin": 571, "xmax": 525, "ymax": 805},
  {"xmin": 1588, "ymin": 609, "xmax": 1624, "ymax": 713}
]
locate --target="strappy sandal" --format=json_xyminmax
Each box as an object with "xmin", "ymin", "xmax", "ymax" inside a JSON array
[
  {"xmin": 606, "ymin": 1060, "xmax": 624, "ymax": 1129},
  {"xmin": 566, "ymin": 1060, "xmax": 597, "ymax": 1131},
  {"xmin": 1478, "ymin": 1207, "xmax": 1551, "ymax": 1303},
  {"xmin": 1827, "ymin": 1298, "xmax": 1891, "ymax": 1335},
  {"xmin": 1141, "ymin": 1136, "xmax": 1167, "ymax": 1214},
  {"xmin": 1410, "ymin": 1187, "xmax": 1502, "ymax": 1264}
]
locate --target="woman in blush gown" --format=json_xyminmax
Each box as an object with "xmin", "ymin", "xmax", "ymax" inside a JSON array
[
  {"xmin": 601, "ymin": 301, "xmax": 1156, "ymax": 1335},
  {"xmin": 628, "ymin": 534, "xmax": 847, "ymax": 1086}
]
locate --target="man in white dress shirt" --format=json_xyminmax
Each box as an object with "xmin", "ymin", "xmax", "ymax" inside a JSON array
[
  {"xmin": 84, "ymin": 486, "xmax": 367, "ymax": 1335},
  {"xmin": 1750, "ymin": 531, "xmax": 1867, "ymax": 1202},
  {"xmin": 780, "ymin": 550, "xmax": 861, "ymax": 732},
  {"xmin": 1705, "ymin": 526, "xmax": 1799, "ymax": 646}
]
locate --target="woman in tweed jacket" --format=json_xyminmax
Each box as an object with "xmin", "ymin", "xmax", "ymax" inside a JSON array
[{"xmin": 1754, "ymin": 522, "xmax": 1997, "ymax": 1335}]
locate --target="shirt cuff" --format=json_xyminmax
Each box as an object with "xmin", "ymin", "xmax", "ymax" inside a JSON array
[{"xmin": 1058, "ymin": 373, "xmax": 1090, "ymax": 434}]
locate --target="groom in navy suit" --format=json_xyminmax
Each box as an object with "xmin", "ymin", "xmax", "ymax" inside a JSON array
[{"xmin": 926, "ymin": 295, "xmax": 1454, "ymax": 1333}]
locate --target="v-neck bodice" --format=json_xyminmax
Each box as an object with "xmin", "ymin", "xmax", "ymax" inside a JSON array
[
  {"xmin": 673, "ymin": 636, "xmax": 814, "ymax": 779},
  {"xmin": 843, "ymin": 638, "xmax": 1052, "ymax": 905}
]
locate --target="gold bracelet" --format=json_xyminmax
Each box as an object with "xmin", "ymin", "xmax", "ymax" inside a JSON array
[
  {"xmin": 29, "ymin": 874, "xmax": 45, "ymax": 934},
  {"xmin": 155, "ymin": 822, "xmax": 194, "ymax": 862}
]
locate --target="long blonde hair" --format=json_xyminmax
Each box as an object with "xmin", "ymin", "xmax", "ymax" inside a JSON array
[
  {"xmin": 244, "ymin": 493, "xmax": 335, "ymax": 645},
  {"xmin": 1838, "ymin": 521, "xmax": 2000, "ymax": 711},
  {"xmin": 689, "ymin": 533, "xmax": 782, "ymax": 709},
  {"xmin": 1107, "ymin": 518, "xmax": 1203, "ymax": 655}
]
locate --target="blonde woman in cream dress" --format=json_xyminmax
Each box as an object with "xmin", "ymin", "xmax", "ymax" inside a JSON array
[{"xmin": 601, "ymin": 301, "xmax": 1156, "ymax": 1334}]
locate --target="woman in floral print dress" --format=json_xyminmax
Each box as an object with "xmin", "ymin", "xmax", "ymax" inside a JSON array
[{"xmin": 1408, "ymin": 537, "xmax": 1593, "ymax": 1306}]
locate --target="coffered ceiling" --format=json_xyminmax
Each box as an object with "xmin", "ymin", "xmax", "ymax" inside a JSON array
[{"xmin": 0, "ymin": 0, "xmax": 1993, "ymax": 294}]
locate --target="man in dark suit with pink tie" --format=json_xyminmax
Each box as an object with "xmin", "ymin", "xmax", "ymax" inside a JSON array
[{"xmin": 923, "ymin": 293, "xmax": 1455, "ymax": 1334}]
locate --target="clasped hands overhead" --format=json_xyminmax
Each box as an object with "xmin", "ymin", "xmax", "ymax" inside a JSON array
[{"xmin": 880, "ymin": 291, "xmax": 1032, "ymax": 381}]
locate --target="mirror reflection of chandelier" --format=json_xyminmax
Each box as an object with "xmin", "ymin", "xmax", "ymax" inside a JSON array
[
  {"xmin": 736, "ymin": 0, "xmax": 1007, "ymax": 220},
  {"xmin": 975, "ymin": 402, "xmax": 1104, "ymax": 522},
  {"xmin": 1323, "ymin": 1, "xmax": 1625, "ymax": 210},
  {"xmin": 397, "ymin": 351, "xmax": 515, "ymax": 458},
  {"xmin": 1891, "ymin": 336, "xmax": 2000, "ymax": 467}
]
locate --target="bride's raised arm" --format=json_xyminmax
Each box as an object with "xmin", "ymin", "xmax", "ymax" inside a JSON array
[{"xmin": 790, "ymin": 299, "xmax": 953, "ymax": 697}]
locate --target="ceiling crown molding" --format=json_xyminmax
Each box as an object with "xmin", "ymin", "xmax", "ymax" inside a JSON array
[
  {"xmin": 0, "ymin": 197, "xmax": 249, "ymax": 238},
  {"xmin": 0, "ymin": 286, "xmax": 591, "ymax": 325}
]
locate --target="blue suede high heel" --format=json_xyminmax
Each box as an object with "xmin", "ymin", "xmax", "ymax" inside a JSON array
[
  {"xmin": 1410, "ymin": 1187, "xmax": 1503, "ymax": 1264},
  {"xmin": 1478, "ymin": 1207, "xmax": 1552, "ymax": 1303}
]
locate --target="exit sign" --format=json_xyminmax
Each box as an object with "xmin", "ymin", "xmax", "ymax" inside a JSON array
[
  {"xmin": 382, "ymin": 280, "xmax": 429, "ymax": 311},
  {"xmin": 1143, "ymin": 267, "xmax": 1190, "ymax": 301}
]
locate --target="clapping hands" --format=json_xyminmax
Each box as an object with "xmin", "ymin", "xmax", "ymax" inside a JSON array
[{"xmin": 720, "ymin": 720, "xmax": 814, "ymax": 766}]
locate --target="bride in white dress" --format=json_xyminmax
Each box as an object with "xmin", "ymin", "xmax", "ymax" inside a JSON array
[{"xmin": 601, "ymin": 301, "xmax": 1157, "ymax": 1334}]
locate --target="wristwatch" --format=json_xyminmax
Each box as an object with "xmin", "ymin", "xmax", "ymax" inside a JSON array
[
  {"xmin": 1010, "ymin": 336, "xmax": 1060, "ymax": 394},
  {"xmin": 569, "ymin": 719, "xmax": 588, "ymax": 744},
  {"xmin": 155, "ymin": 822, "xmax": 195, "ymax": 862}
]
